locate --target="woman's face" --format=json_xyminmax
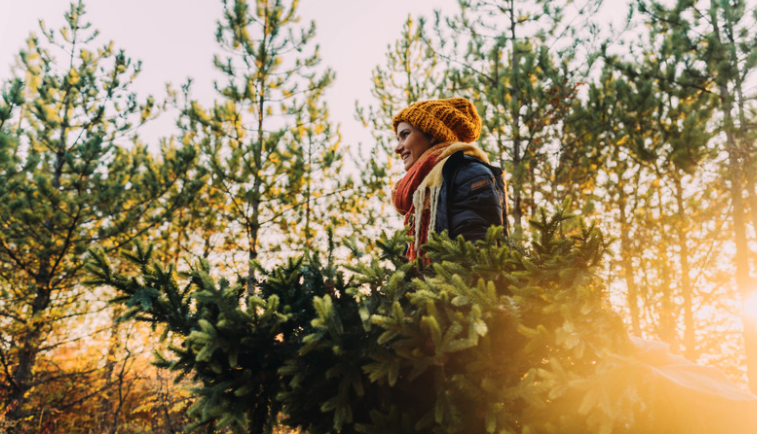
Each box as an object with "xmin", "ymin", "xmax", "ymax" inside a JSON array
[{"xmin": 395, "ymin": 122, "xmax": 434, "ymax": 171}]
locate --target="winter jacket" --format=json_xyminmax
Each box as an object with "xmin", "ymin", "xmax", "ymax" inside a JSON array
[{"xmin": 435, "ymin": 150, "xmax": 508, "ymax": 241}]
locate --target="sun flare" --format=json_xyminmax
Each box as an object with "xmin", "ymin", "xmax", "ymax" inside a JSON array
[{"xmin": 744, "ymin": 294, "xmax": 757, "ymax": 319}]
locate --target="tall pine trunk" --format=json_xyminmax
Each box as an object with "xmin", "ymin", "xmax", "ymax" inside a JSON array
[
  {"xmin": 656, "ymin": 192, "xmax": 676, "ymax": 347},
  {"xmin": 247, "ymin": 68, "xmax": 267, "ymax": 296},
  {"xmin": 713, "ymin": 11, "xmax": 757, "ymax": 394},
  {"xmin": 618, "ymin": 186, "xmax": 641, "ymax": 335},
  {"xmin": 722, "ymin": 95, "xmax": 757, "ymax": 393},
  {"xmin": 673, "ymin": 174, "xmax": 696, "ymax": 360},
  {"xmin": 8, "ymin": 123, "xmax": 68, "ymax": 421},
  {"xmin": 508, "ymin": 0, "xmax": 523, "ymax": 231},
  {"xmin": 7, "ymin": 284, "xmax": 50, "ymax": 422}
]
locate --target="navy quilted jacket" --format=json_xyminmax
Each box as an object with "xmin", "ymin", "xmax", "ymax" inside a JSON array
[{"xmin": 435, "ymin": 150, "xmax": 508, "ymax": 241}]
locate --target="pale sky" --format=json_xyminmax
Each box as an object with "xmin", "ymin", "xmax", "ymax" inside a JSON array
[{"xmin": 0, "ymin": 0, "xmax": 459, "ymax": 151}]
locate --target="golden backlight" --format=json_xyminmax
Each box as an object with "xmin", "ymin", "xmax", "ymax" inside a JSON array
[{"xmin": 744, "ymin": 293, "xmax": 757, "ymax": 319}]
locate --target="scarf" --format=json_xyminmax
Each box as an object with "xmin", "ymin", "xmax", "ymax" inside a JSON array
[{"xmin": 392, "ymin": 142, "xmax": 489, "ymax": 261}]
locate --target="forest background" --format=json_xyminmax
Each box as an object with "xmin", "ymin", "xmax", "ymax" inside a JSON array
[{"xmin": 1, "ymin": 0, "xmax": 757, "ymax": 432}]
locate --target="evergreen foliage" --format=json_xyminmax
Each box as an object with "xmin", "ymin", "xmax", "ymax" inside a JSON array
[
  {"xmin": 3, "ymin": 0, "xmax": 757, "ymax": 429},
  {"xmin": 172, "ymin": 0, "xmax": 359, "ymax": 278},
  {"xmin": 587, "ymin": 0, "xmax": 757, "ymax": 384},
  {"xmin": 87, "ymin": 207, "xmax": 656, "ymax": 434},
  {"xmin": 593, "ymin": 0, "xmax": 717, "ymax": 358},
  {"xmin": 425, "ymin": 0, "xmax": 605, "ymax": 233},
  {"xmin": 0, "ymin": 1, "xmax": 201, "ymax": 422}
]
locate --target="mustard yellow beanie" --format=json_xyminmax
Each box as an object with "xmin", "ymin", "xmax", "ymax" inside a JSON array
[{"xmin": 393, "ymin": 97, "xmax": 482, "ymax": 143}]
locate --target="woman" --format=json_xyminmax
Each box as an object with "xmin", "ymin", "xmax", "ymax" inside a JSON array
[{"xmin": 391, "ymin": 97, "xmax": 507, "ymax": 261}]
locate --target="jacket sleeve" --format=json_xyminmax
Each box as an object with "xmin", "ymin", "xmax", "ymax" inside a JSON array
[{"xmin": 447, "ymin": 161, "xmax": 505, "ymax": 242}]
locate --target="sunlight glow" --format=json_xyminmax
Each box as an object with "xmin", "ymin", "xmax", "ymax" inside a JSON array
[{"xmin": 744, "ymin": 293, "xmax": 757, "ymax": 319}]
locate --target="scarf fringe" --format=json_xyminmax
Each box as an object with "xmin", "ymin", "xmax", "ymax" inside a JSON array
[
  {"xmin": 413, "ymin": 188, "xmax": 424, "ymax": 252},
  {"xmin": 412, "ymin": 185, "xmax": 442, "ymax": 252}
]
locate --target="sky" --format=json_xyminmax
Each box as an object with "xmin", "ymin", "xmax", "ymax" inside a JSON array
[{"xmin": 0, "ymin": 0, "xmax": 459, "ymax": 152}]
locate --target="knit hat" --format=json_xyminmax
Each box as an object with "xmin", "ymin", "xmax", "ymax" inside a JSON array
[{"xmin": 393, "ymin": 97, "xmax": 482, "ymax": 143}]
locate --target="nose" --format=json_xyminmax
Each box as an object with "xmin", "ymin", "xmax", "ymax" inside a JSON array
[{"xmin": 394, "ymin": 140, "xmax": 403, "ymax": 155}]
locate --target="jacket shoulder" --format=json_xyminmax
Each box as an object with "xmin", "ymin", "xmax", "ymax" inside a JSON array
[
  {"xmin": 442, "ymin": 150, "xmax": 500, "ymax": 189},
  {"xmin": 436, "ymin": 150, "xmax": 508, "ymax": 240}
]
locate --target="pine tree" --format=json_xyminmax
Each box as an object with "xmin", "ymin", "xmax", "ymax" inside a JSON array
[
  {"xmin": 176, "ymin": 0, "xmax": 354, "ymax": 287},
  {"xmin": 628, "ymin": 8, "xmax": 713, "ymax": 358},
  {"xmin": 427, "ymin": 0, "xmax": 604, "ymax": 234},
  {"xmin": 634, "ymin": 0, "xmax": 757, "ymax": 391},
  {"xmin": 87, "ymin": 205, "xmax": 671, "ymax": 433},
  {"xmin": 592, "ymin": 7, "xmax": 718, "ymax": 357},
  {"xmin": 0, "ymin": 1, "xmax": 200, "ymax": 424}
]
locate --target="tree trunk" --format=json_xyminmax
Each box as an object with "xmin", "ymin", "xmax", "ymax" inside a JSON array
[
  {"xmin": 248, "ymin": 177, "xmax": 261, "ymax": 296},
  {"xmin": 673, "ymin": 174, "xmax": 696, "ymax": 360},
  {"xmin": 7, "ymin": 283, "xmax": 50, "ymax": 423},
  {"xmin": 723, "ymin": 108, "xmax": 757, "ymax": 394},
  {"xmin": 508, "ymin": 0, "xmax": 523, "ymax": 231},
  {"xmin": 99, "ymin": 306, "xmax": 123, "ymax": 428},
  {"xmin": 656, "ymin": 194, "xmax": 676, "ymax": 348},
  {"xmin": 7, "ymin": 127, "xmax": 67, "ymax": 423},
  {"xmin": 247, "ymin": 80, "xmax": 266, "ymax": 296},
  {"xmin": 618, "ymin": 185, "xmax": 641, "ymax": 335},
  {"xmin": 713, "ymin": 10, "xmax": 757, "ymax": 394}
]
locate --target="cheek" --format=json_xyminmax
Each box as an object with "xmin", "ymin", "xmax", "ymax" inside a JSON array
[{"xmin": 411, "ymin": 138, "xmax": 429, "ymax": 156}]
